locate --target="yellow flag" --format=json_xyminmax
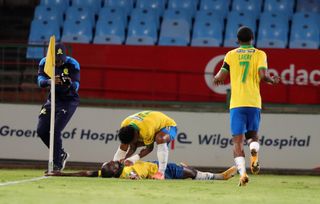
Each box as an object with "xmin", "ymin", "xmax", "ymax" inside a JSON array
[{"xmin": 44, "ymin": 36, "xmax": 55, "ymax": 78}]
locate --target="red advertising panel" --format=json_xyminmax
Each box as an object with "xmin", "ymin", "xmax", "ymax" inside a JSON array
[{"xmin": 70, "ymin": 44, "xmax": 320, "ymax": 104}]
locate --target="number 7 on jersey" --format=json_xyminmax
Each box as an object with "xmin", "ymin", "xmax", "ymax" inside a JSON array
[{"xmin": 240, "ymin": 61, "xmax": 250, "ymax": 82}]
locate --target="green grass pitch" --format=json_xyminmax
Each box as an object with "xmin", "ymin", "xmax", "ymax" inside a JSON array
[{"xmin": 0, "ymin": 169, "xmax": 319, "ymax": 204}]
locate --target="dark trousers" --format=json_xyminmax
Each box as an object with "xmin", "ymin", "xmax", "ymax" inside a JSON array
[{"xmin": 36, "ymin": 100, "xmax": 78, "ymax": 166}]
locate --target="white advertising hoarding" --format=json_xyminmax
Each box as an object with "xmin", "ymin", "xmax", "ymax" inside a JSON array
[{"xmin": 0, "ymin": 104, "xmax": 319, "ymax": 169}]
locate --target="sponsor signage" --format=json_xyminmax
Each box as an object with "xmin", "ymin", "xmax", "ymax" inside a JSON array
[
  {"xmin": 71, "ymin": 44, "xmax": 320, "ymax": 104},
  {"xmin": 0, "ymin": 104, "xmax": 319, "ymax": 169}
]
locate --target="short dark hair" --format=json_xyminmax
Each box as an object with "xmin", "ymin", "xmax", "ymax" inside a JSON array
[
  {"xmin": 118, "ymin": 126, "xmax": 135, "ymax": 144},
  {"xmin": 100, "ymin": 161, "xmax": 123, "ymax": 178},
  {"xmin": 237, "ymin": 26, "xmax": 254, "ymax": 43}
]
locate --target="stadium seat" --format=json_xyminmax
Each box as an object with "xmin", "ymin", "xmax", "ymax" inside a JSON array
[
  {"xmin": 224, "ymin": 11, "xmax": 257, "ymax": 47},
  {"xmin": 167, "ymin": 0, "xmax": 198, "ymax": 17},
  {"xmin": 65, "ymin": 6, "xmax": 96, "ymax": 26},
  {"xmin": 292, "ymin": 12, "xmax": 320, "ymax": 27},
  {"xmin": 93, "ymin": 18, "xmax": 125, "ymax": 44},
  {"xmin": 72, "ymin": 0, "xmax": 102, "ymax": 14},
  {"xmin": 232, "ymin": 0, "xmax": 262, "ymax": 20},
  {"xmin": 191, "ymin": 10, "xmax": 224, "ymax": 47},
  {"xmin": 40, "ymin": 0, "xmax": 69, "ymax": 12},
  {"xmin": 136, "ymin": 0, "xmax": 166, "ymax": 17},
  {"xmin": 260, "ymin": 11, "xmax": 290, "ymax": 26},
  {"xmin": 61, "ymin": 19, "xmax": 93, "ymax": 43},
  {"xmin": 257, "ymin": 19, "xmax": 289, "ymax": 48},
  {"xmin": 98, "ymin": 7, "xmax": 127, "ymax": 26},
  {"xmin": 27, "ymin": 19, "xmax": 61, "ymax": 59},
  {"xmin": 131, "ymin": 8, "xmax": 160, "ymax": 30},
  {"xmin": 263, "ymin": 0, "xmax": 294, "ymax": 18},
  {"xmin": 28, "ymin": 19, "xmax": 61, "ymax": 43},
  {"xmin": 34, "ymin": 5, "xmax": 64, "ymax": 26},
  {"xmin": 296, "ymin": 0, "xmax": 320, "ymax": 13},
  {"xmin": 289, "ymin": 19, "xmax": 320, "ymax": 49},
  {"xmin": 126, "ymin": 13, "xmax": 158, "ymax": 45},
  {"xmin": 163, "ymin": 8, "xmax": 192, "ymax": 30},
  {"xmin": 103, "ymin": 0, "xmax": 134, "ymax": 17},
  {"xmin": 158, "ymin": 19, "xmax": 190, "ymax": 46},
  {"xmin": 199, "ymin": 0, "xmax": 230, "ymax": 18}
]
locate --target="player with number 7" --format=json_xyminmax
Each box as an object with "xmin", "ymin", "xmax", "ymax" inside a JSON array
[{"xmin": 213, "ymin": 26, "xmax": 280, "ymax": 186}]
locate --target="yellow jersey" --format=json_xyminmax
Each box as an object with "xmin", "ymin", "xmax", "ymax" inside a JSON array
[
  {"xmin": 121, "ymin": 111, "xmax": 177, "ymax": 145},
  {"xmin": 120, "ymin": 161, "xmax": 158, "ymax": 179},
  {"xmin": 223, "ymin": 45, "xmax": 268, "ymax": 109}
]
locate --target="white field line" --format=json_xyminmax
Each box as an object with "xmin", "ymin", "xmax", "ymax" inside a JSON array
[{"xmin": 0, "ymin": 176, "xmax": 49, "ymax": 187}]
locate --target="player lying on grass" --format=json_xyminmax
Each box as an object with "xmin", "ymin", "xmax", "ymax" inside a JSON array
[{"xmin": 46, "ymin": 160, "xmax": 237, "ymax": 181}]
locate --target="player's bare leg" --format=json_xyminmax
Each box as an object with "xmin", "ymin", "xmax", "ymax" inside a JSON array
[
  {"xmin": 233, "ymin": 135, "xmax": 249, "ymax": 186},
  {"xmin": 246, "ymin": 131, "xmax": 260, "ymax": 175}
]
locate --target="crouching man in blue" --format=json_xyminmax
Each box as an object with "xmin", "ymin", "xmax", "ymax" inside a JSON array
[{"xmin": 36, "ymin": 43, "xmax": 80, "ymax": 171}]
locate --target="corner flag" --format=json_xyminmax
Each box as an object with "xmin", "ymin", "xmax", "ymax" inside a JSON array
[
  {"xmin": 45, "ymin": 35, "xmax": 56, "ymax": 173},
  {"xmin": 44, "ymin": 36, "xmax": 55, "ymax": 78}
]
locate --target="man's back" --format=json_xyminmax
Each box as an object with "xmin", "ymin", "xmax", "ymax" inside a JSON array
[{"xmin": 225, "ymin": 45, "xmax": 268, "ymax": 109}]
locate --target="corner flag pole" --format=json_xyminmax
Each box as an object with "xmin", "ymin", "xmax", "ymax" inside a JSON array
[{"xmin": 44, "ymin": 36, "xmax": 56, "ymax": 173}]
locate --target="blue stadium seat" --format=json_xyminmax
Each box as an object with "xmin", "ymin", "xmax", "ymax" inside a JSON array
[
  {"xmin": 199, "ymin": 0, "xmax": 230, "ymax": 18},
  {"xmin": 34, "ymin": 5, "xmax": 64, "ymax": 26},
  {"xmin": 292, "ymin": 12, "xmax": 320, "ymax": 28},
  {"xmin": 136, "ymin": 0, "xmax": 166, "ymax": 17},
  {"xmin": 72, "ymin": 0, "xmax": 102, "ymax": 14},
  {"xmin": 27, "ymin": 19, "xmax": 61, "ymax": 59},
  {"xmin": 191, "ymin": 10, "xmax": 224, "ymax": 47},
  {"xmin": 65, "ymin": 6, "xmax": 96, "ymax": 26},
  {"xmin": 28, "ymin": 19, "xmax": 61, "ymax": 43},
  {"xmin": 260, "ymin": 11, "xmax": 290, "ymax": 26},
  {"xmin": 93, "ymin": 18, "xmax": 125, "ymax": 44},
  {"xmin": 257, "ymin": 19, "xmax": 289, "ymax": 48},
  {"xmin": 61, "ymin": 19, "xmax": 93, "ymax": 43},
  {"xmin": 232, "ymin": 0, "xmax": 262, "ymax": 20},
  {"xmin": 126, "ymin": 13, "xmax": 158, "ymax": 45},
  {"xmin": 167, "ymin": 0, "xmax": 198, "ymax": 17},
  {"xmin": 289, "ymin": 18, "xmax": 320, "ymax": 49},
  {"xmin": 98, "ymin": 7, "xmax": 127, "ymax": 26},
  {"xmin": 40, "ymin": 0, "xmax": 69, "ymax": 12},
  {"xmin": 296, "ymin": 0, "xmax": 320, "ymax": 13},
  {"xmin": 103, "ymin": 0, "xmax": 134, "ymax": 17},
  {"xmin": 224, "ymin": 11, "xmax": 256, "ymax": 47},
  {"xmin": 131, "ymin": 8, "xmax": 160, "ymax": 30},
  {"xmin": 163, "ymin": 8, "xmax": 192, "ymax": 30},
  {"xmin": 263, "ymin": 0, "xmax": 294, "ymax": 18},
  {"xmin": 159, "ymin": 19, "xmax": 190, "ymax": 46}
]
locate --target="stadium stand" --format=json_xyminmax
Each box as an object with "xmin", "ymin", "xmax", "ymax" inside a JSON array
[
  {"xmin": 126, "ymin": 8, "xmax": 158, "ymax": 45},
  {"xmin": 232, "ymin": 0, "xmax": 262, "ymax": 20},
  {"xmin": 136, "ymin": 0, "xmax": 166, "ymax": 17},
  {"xmin": 257, "ymin": 12, "xmax": 289, "ymax": 48},
  {"xmin": 71, "ymin": 0, "xmax": 102, "ymax": 14},
  {"xmin": 199, "ymin": 0, "xmax": 230, "ymax": 18},
  {"xmin": 191, "ymin": 10, "xmax": 224, "ymax": 47},
  {"xmin": 34, "ymin": 5, "xmax": 64, "ymax": 26},
  {"xmin": 40, "ymin": 0, "xmax": 69, "ymax": 12},
  {"xmin": 93, "ymin": 8, "xmax": 126, "ymax": 45},
  {"xmin": 263, "ymin": 0, "xmax": 295, "ymax": 18},
  {"xmin": 103, "ymin": 0, "xmax": 134, "ymax": 17},
  {"xmin": 25, "ymin": 0, "xmax": 320, "ymax": 55}
]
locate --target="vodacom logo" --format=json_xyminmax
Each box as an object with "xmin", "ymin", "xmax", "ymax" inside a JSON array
[{"xmin": 204, "ymin": 55, "xmax": 229, "ymax": 95}]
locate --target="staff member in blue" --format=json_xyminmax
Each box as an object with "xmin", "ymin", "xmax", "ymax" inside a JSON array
[{"xmin": 36, "ymin": 43, "xmax": 80, "ymax": 171}]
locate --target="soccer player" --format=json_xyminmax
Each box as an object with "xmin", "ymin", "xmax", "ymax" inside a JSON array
[
  {"xmin": 46, "ymin": 160, "xmax": 237, "ymax": 181},
  {"xmin": 213, "ymin": 26, "xmax": 280, "ymax": 186},
  {"xmin": 113, "ymin": 111, "xmax": 177, "ymax": 180},
  {"xmin": 36, "ymin": 43, "xmax": 80, "ymax": 171}
]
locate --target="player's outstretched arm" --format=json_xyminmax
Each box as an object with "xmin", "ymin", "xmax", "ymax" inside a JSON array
[{"xmin": 45, "ymin": 170, "xmax": 100, "ymax": 177}]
